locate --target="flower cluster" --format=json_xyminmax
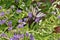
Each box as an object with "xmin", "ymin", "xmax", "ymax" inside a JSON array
[
  {"xmin": 0, "ymin": 5, "xmax": 35, "ymax": 40},
  {"xmin": 0, "ymin": 0, "xmax": 60, "ymax": 40}
]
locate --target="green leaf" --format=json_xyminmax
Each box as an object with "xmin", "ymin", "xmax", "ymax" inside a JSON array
[{"xmin": 25, "ymin": 0, "xmax": 32, "ymax": 7}]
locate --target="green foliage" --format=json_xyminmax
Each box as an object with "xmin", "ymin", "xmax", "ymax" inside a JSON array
[{"xmin": 0, "ymin": 0, "xmax": 60, "ymax": 40}]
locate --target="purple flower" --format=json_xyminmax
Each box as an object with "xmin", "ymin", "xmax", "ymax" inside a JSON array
[
  {"xmin": 10, "ymin": 33, "xmax": 20, "ymax": 40},
  {"xmin": 35, "ymin": 17, "xmax": 40, "ymax": 22},
  {"xmin": 0, "ymin": 12, "xmax": 5, "ymax": 16},
  {"xmin": 57, "ymin": 15, "xmax": 60, "ymax": 19},
  {"xmin": 13, "ymin": 34, "xmax": 24, "ymax": 39},
  {"xmin": 18, "ymin": 19, "xmax": 26, "ymax": 28},
  {"xmin": 16, "ymin": 9, "xmax": 22, "ymax": 13},
  {"xmin": 8, "ymin": 27, "xmax": 13, "ymax": 31},
  {"xmin": 10, "ymin": 33, "xmax": 24, "ymax": 40},
  {"xmin": 0, "ymin": 19, "xmax": 6, "ymax": 25},
  {"xmin": 26, "ymin": 32, "xmax": 29, "ymax": 37},
  {"xmin": 7, "ymin": 21, "xmax": 12, "ymax": 27},
  {"xmin": 17, "ymin": 24, "xmax": 24, "ymax": 28},
  {"xmin": 0, "ymin": 20, "xmax": 4, "ymax": 25},
  {"xmin": 0, "ymin": 33, "xmax": 7, "ymax": 38},
  {"xmin": 2, "ymin": 20, "xmax": 6, "ymax": 23},
  {"xmin": 24, "ymin": 18, "xmax": 28, "ymax": 22},
  {"xmin": 10, "ymin": 37, "xmax": 19, "ymax": 40},
  {"xmin": 18, "ymin": 19, "xmax": 22, "ymax": 23},
  {"xmin": 20, "ymin": 34, "xmax": 24, "ymax": 38},
  {"xmin": 14, "ymin": 34, "xmax": 21, "ymax": 38},
  {"xmin": 30, "ymin": 34, "xmax": 34, "ymax": 40},
  {"xmin": 28, "ymin": 12, "xmax": 33, "ymax": 18}
]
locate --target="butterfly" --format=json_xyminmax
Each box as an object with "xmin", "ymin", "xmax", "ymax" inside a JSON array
[{"xmin": 23, "ymin": 6, "xmax": 46, "ymax": 29}]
